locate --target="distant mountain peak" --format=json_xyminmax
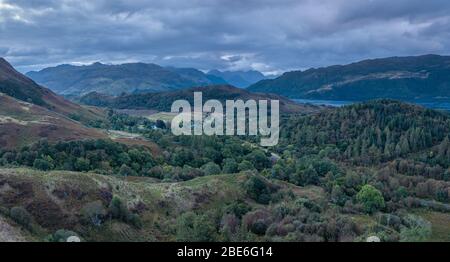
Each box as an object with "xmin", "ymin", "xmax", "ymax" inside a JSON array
[
  {"xmin": 207, "ymin": 69, "xmax": 266, "ymax": 88},
  {"xmin": 0, "ymin": 57, "xmax": 9, "ymax": 66},
  {"xmin": 0, "ymin": 57, "xmax": 16, "ymax": 72}
]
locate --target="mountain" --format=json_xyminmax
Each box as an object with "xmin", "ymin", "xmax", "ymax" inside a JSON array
[
  {"xmin": 248, "ymin": 54, "xmax": 450, "ymax": 101},
  {"xmin": 79, "ymin": 85, "xmax": 318, "ymax": 114},
  {"xmin": 207, "ymin": 69, "xmax": 266, "ymax": 88},
  {"xmin": 165, "ymin": 67, "xmax": 228, "ymax": 86},
  {"xmin": 26, "ymin": 62, "xmax": 228, "ymax": 96}
]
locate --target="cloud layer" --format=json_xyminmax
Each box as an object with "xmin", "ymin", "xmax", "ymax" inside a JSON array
[{"xmin": 1, "ymin": 0, "xmax": 450, "ymax": 73}]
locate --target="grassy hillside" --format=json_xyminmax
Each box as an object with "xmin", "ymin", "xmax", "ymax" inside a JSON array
[{"xmin": 0, "ymin": 93, "xmax": 107, "ymax": 149}]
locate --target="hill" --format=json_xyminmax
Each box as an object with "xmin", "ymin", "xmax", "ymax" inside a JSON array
[
  {"xmin": 281, "ymin": 100, "xmax": 450, "ymax": 163},
  {"xmin": 0, "ymin": 168, "xmax": 328, "ymax": 241},
  {"xmin": 0, "ymin": 58, "xmax": 105, "ymax": 124},
  {"xmin": 0, "ymin": 93, "xmax": 106, "ymax": 148},
  {"xmin": 26, "ymin": 62, "xmax": 228, "ymax": 96},
  {"xmin": 0, "ymin": 58, "xmax": 157, "ymax": 149},
  {"xmin": 207, "ymin": 69, "xmax": 266, "ymax": 88},
  {"xmin": 248, "ymin": 54, "xmax": 450, "ymax": 101},
  {"xmin": 0, "ymin": 100, "xmax": 449, "ymax": 242},
  {"xmin": 79, "ymin": 85, "xmax": 318, "ymax": 114}
]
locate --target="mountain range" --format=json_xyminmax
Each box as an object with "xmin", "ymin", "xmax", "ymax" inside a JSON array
[
  {"xmin": 248, "ymin": 54, "xmax": 450, "ymax": 101},
  {"xmin": 26, "ymin": 62, "xmax": 266, "ymax": 96},
  {"xmin": 207, "ymin": 69, "xmax": 266, "ymax": 88}
]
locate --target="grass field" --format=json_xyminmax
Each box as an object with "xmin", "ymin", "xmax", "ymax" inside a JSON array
[{"xmin": 146, "ymin": 112, "xmax": 178, "ymax": 122}]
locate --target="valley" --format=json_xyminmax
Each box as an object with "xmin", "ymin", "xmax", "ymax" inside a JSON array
[{"xmin": 0, "ymin": 57, "xmax": 449, "ymax": 242}]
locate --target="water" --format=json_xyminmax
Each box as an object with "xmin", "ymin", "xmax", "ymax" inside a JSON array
[
  {"xmin": 293, "ymin": 99, "xmax": 450, "ymax": 111},
  {"xmin": 293, "ymin": 99, "xmax": 353, "ymax": 107}
]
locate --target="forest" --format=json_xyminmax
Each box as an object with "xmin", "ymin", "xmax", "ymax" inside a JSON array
[{"xmin": 1, "ymin": 100, "xmax": 448, "ymax": 242}]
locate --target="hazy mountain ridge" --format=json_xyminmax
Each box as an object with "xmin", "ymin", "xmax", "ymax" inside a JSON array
[
  {"xmin": 248, "ymin": 54, "xmax": 450, "ymax": 101},
  {"xmin": 208, "ymin": 69, "xmax": 266, "ymax": 88},
  {"xmin": 26, "ymin": 62, "xmax": 229, "ymax": 96}
]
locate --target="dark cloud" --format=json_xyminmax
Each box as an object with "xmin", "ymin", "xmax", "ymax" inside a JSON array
[{"xmin": 1, "ymin": 0, "xmax": 450, "ymax": 74}]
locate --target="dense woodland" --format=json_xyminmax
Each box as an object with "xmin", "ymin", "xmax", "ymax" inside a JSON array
[{"xmin": 1, "ymin": 100, "xmax": 449, "ymax": 242}]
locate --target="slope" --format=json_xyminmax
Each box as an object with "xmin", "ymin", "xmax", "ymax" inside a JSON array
[{"xmin": 248, "ymin": 54, "xmax": 450, "ymax": 101}]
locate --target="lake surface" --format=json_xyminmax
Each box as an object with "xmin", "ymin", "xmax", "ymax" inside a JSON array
[{"xmin": 293, "ymin": 99, "xmax": 450, "ymax": 111}]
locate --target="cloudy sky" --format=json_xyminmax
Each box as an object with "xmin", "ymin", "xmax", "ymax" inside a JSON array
[{"xmin": 1, "ymin": 0, "xmax": 450, "ymax": 74}]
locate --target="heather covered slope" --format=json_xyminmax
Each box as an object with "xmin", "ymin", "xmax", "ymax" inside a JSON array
[
  {"xmin": 0, "ymin": 58, "xmax": 106, "ymax": 125},
  {"xmin": 248, "ymin": 55, "xmax": 450, "ymax": 101},
  {"xmin": 0, "ymin": 168, "xmax": 323, "ymax": 241},
  {"xmin": 0, "ymin": 58, "xmax": 110, "ymax": 148},
  {"xmin": 0, "ymin": 93, "xmax": 106, "ymax": 149},
  {"xmin": 0, "ymin": 167, "xmax": 448, "ymax": 242}
]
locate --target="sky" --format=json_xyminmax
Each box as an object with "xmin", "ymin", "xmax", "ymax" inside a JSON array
[{"xmin": 1, "ymin": 0, "xmax": 450, "ymax": 74}]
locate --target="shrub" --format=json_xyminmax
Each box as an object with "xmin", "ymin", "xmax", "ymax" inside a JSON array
[
  {"xmin": 201, "ymin": 162, "xmax": 221, "ymax": 176},
  {"xmin": 119, "ymin": 164, "xmax": 137, "ymax": 176},
  {"xmin": 222, "ymin": 158, "xmax": 238, "ymax": 174},
  {"xmin": 109, "ymin": 197, "xmax": 142, "ymax": 228},
  {"xmin": 127, "ymin": 213, "xmax": 143, "ymax": 229},
  {"xmin": 331, "ymin": 185, "xmax": 347, "ymax": 206},
  {"xmin": 81, "ymin": 201, "xmax": 107, "ymax": 226},
  {"xmin": 245, "ymin": 176, "xmax": 273, "ymax": 204},
  {"xmin": 224, "ymin": 201, "xmax": 251, "ymax": 218},
  {"xmin": 10, "ymin": 206, "xmax": 33, "ymax": 229},
  {"xmin": 250, "ymin": 219, "xmax": 269, "ymax": 235},
  {"xmin": 245, "ymin": 150, "xmax": 271, "ymax": 171},
  {"xmin": 74, "ymin": 158, "xmax": 90, "ymax": 172},
  {"xmin": 176, "ymin": 212, "xmax": 217, "ymax": 242},
  {"xmin": 356, "ymin": 185, "xmax": 385, "ymax": 214},
  {"xmin": 238, "ymin": 160, "xmax": 255, "ymax": 172},
  {"xmin": 33, "ymin": 158, "xmax": 53, "ymax": 171},
  {"xmin": 109, "ymin": 197, "xmax": 129, "ymax": 221},
  {"xmin": 302, "ymin": 165, "xmax": 320, "ymax": 185}
]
